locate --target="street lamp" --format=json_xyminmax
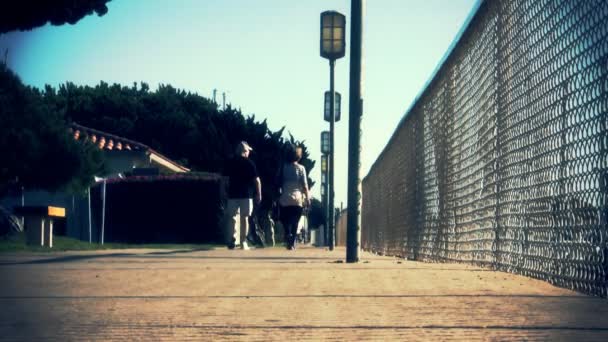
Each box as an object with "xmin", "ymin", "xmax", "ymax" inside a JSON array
[
  {"xmin": 320, "ymin": 11, "xmax": 346, "ymax": 60},
  {"xmin": 320, "ymin": 10, "xmax": 345, "ymax": 251},
  {"xmin": 320, "ymin": 154, "xmax": 328, "ymax": 245},
  {"xmin": 321, "ymin": 131, "xmax": 330, "ymax": 245},
  {"xmin": 321, "ymin": 131, "xmax": 330, "ymax": 154},
  {"xmin": 324, "ymin": 91, "xmax": 341, "ymax": 122},
  {"xmin": 321, "ymin": 154, "xmax": 328, "ymax": 173}
]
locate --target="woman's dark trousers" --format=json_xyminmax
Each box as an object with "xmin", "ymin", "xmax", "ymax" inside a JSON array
[{"xmin": 279, "ymin": 205, "xmax": 303, "ymax": 249}]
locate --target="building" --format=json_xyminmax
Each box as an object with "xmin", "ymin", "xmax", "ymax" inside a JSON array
[
  {"xmin": 70, "ymin": 123, "xmax": 189, "ymax": 176},
  {"xmin": 1, "ymin": 123, "xmax": 190, "ymax": 240}
]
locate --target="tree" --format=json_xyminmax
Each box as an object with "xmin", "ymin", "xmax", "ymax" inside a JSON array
[
  {"xmin": 0, "ymin": 64, "xmax": 104, "ymax": 195},
  {"xmin": 0, "ymin": 0, "xmax": 112, "ymax": 34},
  {"xmin": 2, "ymin": 75, "xmax": 315, "ymax": 221},
  {"xmin": 47, "ymin": 80, "xmax": 316, "ymax": 208},
  {"xmin": 307, "ymin": 198, "xmax": 325, "ymax": 229}
]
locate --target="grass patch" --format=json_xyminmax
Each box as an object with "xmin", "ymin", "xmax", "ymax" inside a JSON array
[{"xmin": 0, "ymin": 233, "xmax": 221, "ymax": 253}]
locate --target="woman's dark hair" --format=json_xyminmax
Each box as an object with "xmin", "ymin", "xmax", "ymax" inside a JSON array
[{"xmin": 284, "ymin": 144, "xmax": 299, "ymax": 163}]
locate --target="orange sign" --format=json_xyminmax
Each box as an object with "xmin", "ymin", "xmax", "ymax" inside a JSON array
[{"xmin": 47, "ymin": 206, "xmax": 66, "ymax": 218}]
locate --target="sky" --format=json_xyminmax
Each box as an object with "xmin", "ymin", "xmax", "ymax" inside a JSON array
[{"xmin": 0, "ymin": 0, "xmax": 478, "ymax": 206}]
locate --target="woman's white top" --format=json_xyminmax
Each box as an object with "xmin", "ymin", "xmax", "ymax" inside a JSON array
[{"xmin": 279, "ymin": 162, "xmax": 308, "ymax": 207}]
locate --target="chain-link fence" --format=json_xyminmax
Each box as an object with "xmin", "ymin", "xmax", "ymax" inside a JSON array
[{"xmin": 362, "ymin": 0, "xmax": 608, "ymax": 297}]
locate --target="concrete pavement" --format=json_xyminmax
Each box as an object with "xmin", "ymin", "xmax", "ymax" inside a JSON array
[{"xmin": 1, "ymin": 245, "xmax": 607, "ymax": 341}]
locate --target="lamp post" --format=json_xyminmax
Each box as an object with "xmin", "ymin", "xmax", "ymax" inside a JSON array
[
  {"xmin": 346, "ymin": 0, "xmax": 364, "ymax": 262},
  {"xmin": 320, "ymin": 10, "xmax": 346, "ymax": 251}
]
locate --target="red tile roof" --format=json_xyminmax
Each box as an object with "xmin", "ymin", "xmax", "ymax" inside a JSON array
[{"xmin": 70, "ymin": 122, "xmax": 190, "ymax": 172}]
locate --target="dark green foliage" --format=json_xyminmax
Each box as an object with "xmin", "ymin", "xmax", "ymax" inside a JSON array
[
  {"xmin": 0, "ymin": 64, "xmax": 104, "ymax": 195},
  {"xmin": 47, "ymin": 80, "xmax": 316, "ymax": 214},
  {"xmin": 1, "ymin": 64, "xmax": 315, "ymax": 220},
  {"xmin": 307, "ymin": 198, "xmax": 325, "ymax": 229},
  {"xmin": 0, "ymin": 0, "xmax": 112, "ymax": 34}
]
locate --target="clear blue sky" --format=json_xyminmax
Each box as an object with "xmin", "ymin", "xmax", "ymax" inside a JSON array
[{"xmin": 0, "ymin": 0, "xmax": 477, "ymax": 206}]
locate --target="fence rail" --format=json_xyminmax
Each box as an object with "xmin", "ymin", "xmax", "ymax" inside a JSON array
[{"xmin": 362, "ymin": 0, "xmax": 608, "ymax": 297}]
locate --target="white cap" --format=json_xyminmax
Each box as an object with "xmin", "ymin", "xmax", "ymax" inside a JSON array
[{"xmin": 237, "ymin": 141, "xmax": 253, "ymax": 153}]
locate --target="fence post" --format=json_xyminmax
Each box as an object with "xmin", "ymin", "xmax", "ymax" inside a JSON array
[
  {"xmin": 493, "ymin": 1, "xmax": 504, "ymax": 269},
  {"xmin": 601, "ymin": 55, "xmax": 608, "ymax": 297}
]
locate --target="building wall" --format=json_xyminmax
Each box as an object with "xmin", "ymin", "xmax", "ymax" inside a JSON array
[
  {"xmin": 1, "ymin": 151, "xmax": 187, "ymax": 242},
  {"xmin": 104, "ymin": 150, "xmax": 150, "ymax": 177}
]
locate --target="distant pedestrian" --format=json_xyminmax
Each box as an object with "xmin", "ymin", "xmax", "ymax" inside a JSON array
[
  {"xmin": 277, "ymin": 144, "xmax": 310, "ymax": 250},
  {"xmin": 224, "ymin": 141, "xmax": 262, "ymax": 250}
]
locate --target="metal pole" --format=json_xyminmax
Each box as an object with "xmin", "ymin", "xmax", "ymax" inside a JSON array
[
  {"xmin": 88, "ymin": 187, "xmax": 92, "ymax": 244},
  {"xmin": 601, "ymin": 53, "xmax": 608, "ymax": 291},
  {"xmin": 329, "ymin": 59, "xmax": 336, "ymax": 251},
  {"xmin": 346, "ymin": 0, "xmax": 364, "ymax": 263},
  {"xmin": 322, "ymin": 159, "xmax": 329, "ymax": 246},
  {"xmin": 20, "ymin": 186, "xmax": 24, "ymax": 228},
  {"xmin": 101, "ymin": 180, "xmax": 106, "ymax": 245},
  {"xmin": 326, "ymin": 163, "xmax": 330, "ymax": 246}
]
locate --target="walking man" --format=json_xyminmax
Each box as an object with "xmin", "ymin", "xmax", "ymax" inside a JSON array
[{"xmin": 224, "ymin": 141, "xmax": 262, "ymax": 250}]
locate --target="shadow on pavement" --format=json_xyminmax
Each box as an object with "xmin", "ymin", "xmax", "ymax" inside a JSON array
[{"xmin": 0, "ymin": 247, "xmax": 215, "ymax": 265}]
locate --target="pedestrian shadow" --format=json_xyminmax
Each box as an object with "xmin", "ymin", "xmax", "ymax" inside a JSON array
[
  {"xmin": 175, "ymin": 255, "xmax": 341, "ymax": 261},
  {"xmin": 144, "ymin": 248, "xmax": 214, "ymax": 256}
]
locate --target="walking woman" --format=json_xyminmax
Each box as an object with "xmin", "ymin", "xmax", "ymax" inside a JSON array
[{"xmin": 278, "ymin": 145, "xmax": 310, "ymax": 250}]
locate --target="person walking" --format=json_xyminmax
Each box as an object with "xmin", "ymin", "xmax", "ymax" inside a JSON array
[
  {"xmin": 278, "ymin": 145, "xmax": 310, "ymax": 250},
  {"xmin": 224, "ymin": 141, "xmax": 262, "ymax": 250}
]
